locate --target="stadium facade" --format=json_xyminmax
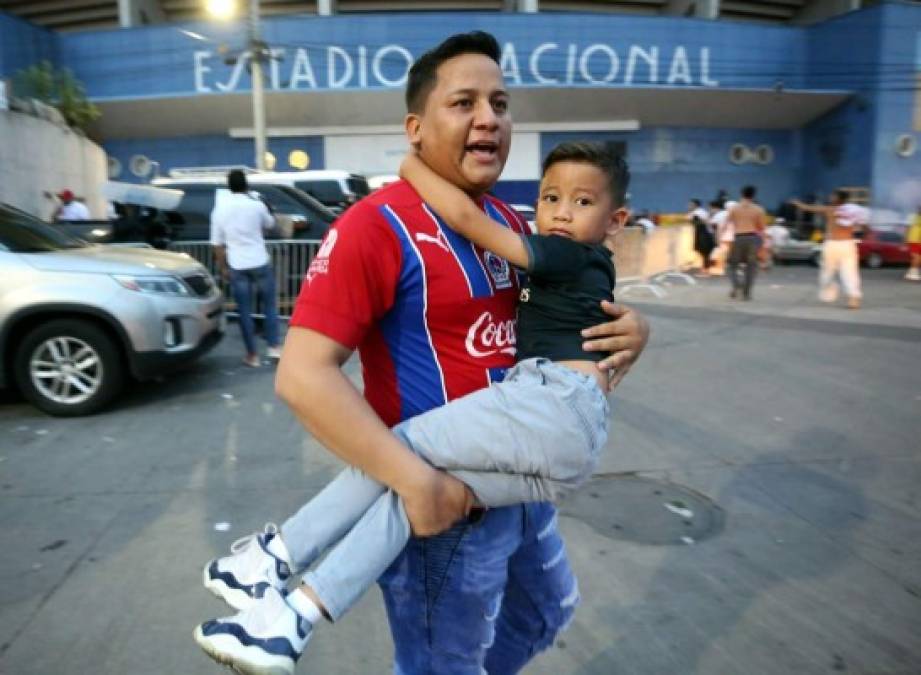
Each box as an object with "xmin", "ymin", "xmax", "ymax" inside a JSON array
[{"xmin": 1, "ymin": 0, "xmax": 920, "ymax": 213}]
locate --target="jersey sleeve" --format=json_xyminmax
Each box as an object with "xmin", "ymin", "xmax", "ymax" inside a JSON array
[
  {"xmin": 523, "ymin": 234, "xmax": 596, "ymax": 283},
  {"xmin": 290, "ymin": 201, "xmax": 401, "ymax": 349}
]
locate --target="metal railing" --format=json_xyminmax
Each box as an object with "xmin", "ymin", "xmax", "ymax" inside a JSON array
[
  {"xmin": 171, "ymin": 227, "xmax": 696, "ymax": 316},
  {"xmin": 169, "ymin": 239, "xmax": 321, "ymax": 319}
]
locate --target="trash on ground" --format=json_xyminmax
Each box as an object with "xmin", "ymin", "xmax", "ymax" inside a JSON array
[
  {"xmin": 665, "ymin": 500, "xmax": 694, "ymax": 519},
  {"xmin": 214, "ymin": 522, "xmax": 231, "ymax": 532}
]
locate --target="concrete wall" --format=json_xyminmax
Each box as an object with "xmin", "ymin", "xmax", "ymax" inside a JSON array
[{"xmin": 0, "ymin": 109, "xmax": 107, "ymax": 219}]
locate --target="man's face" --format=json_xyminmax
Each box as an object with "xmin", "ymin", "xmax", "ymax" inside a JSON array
[{"xmin": 406, "ymin": 53, "xmax": 511, "ymax": 196}]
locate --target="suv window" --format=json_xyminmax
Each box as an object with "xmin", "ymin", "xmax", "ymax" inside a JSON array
[
  {"xmin": 347, "ymin": 176, "xmax": 370, "ymax": 198},
  {"xmin": 877, "ymin": 231, "xmax": 903, "ymax": 243},
  {"xmin": 0, "ymin": 205, "xmax": 88, "ymax": 252},
  {"xmin": 295, "ymin": 180, "xmax": 343, "ymax": 206},
  {"xmin": 165, "ymin": 186, "xmax": 215, "ymax": 240}
]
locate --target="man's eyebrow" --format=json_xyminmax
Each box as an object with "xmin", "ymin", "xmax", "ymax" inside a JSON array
[{"xmin": 447, "ymin": 87, "xmax": 509, "ymax": 97}]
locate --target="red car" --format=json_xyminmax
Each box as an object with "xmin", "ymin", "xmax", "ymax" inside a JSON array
[{"xmin": 858, "ymin": 228, "xmax": 912, "ymax": 268}]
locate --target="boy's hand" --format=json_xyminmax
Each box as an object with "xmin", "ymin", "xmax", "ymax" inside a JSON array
[
  {"xmin": 581, "ymin": 301, "xmax": 650, "ymax": 389},
  {"xmin": 402, "ymin": 470, "xmax": 474, "ymax": 537}
]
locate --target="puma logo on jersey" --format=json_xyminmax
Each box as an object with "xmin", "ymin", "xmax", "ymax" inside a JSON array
[
  {"xmin": 415, "ymin": 231, "xmax": 451, "ymax": 253},
  {"xmin": 520, "ymin": 288, "xmax": 531, "ymax": 302}
]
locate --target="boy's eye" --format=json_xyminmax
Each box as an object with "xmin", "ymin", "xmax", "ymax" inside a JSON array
[
  {"xmin": 576, "ymin": 197, "xmax": 593, "ymax": 207},
  {"xmin": 493, "ymin": 98, "xmax": 509, "ymax": 113},
  {"xmin": 541, "ymin": 194, "xmax": 558, "ymax": 203},
  {"xmin": 454, "ymin": 98, "xmax": 473, "ymax": 108}
]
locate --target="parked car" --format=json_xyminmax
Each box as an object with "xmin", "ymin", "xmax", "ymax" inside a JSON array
[
  {"xmin": 152, "ymin": 177, "xmax": 337, "ymax": 241},
  {"xmin": 769, "ymin": 225, "xmax": 822, "ymax": 265},
  {"xmin": 857, "ymin": 228, "xmax": 911, "ymax": 268},
  {"xmin": 249, "ymin": 170, "xmax": 370, "ymax": 213},
  {"xmin": 0, "ymin": 203, "xmax": 224, "ymax": 416}
]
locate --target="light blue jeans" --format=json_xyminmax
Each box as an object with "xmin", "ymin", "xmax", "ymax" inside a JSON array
[
  {"xmin": 229, "ymin": 263, "xmax": 279, "ymax": 355},
  {"xmin": 281, "ymin": 358, "xmax": 609, "ymax": 624}
]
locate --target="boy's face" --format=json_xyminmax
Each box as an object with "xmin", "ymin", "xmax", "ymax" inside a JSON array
[
  {"xmin": 405, "ymin": 53, "xmax": 511, "ymax": 196},
  {"xmin": 536, "ymin": 161, "xmax": 627, "ymax": 244}
]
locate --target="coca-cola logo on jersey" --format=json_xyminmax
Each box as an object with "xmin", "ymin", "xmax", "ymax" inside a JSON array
[{"xmin": 465, "ymin": 311, "xmax": 517, "ymax": 358}]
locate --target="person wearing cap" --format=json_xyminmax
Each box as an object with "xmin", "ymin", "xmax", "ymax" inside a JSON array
[{"xmin": 53, "ymin": 189, "xmax": 91, "ymax": 221}]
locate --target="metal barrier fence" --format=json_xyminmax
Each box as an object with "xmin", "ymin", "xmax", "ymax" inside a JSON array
[
  {"xmin": 171, "ymin": 226, "xmax": 695, "ymax": 317},
  {"xmin": 169, "ymin": 240, "xmax": 321, "ymax": 319}
]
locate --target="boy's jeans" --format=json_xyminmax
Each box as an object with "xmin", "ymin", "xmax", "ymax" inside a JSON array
[{"xmin": 229, "ymin": 263, "xmax": 279, "ymax": 354}]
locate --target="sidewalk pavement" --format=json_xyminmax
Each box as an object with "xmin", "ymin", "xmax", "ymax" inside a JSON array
[{"xmin": 0, "ymin": 266, "xmax": 919, "ymax": 674}]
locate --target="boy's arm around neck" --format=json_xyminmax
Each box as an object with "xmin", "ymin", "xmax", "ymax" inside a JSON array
[{"xmin": 400, "ymin": 154, "xmax": 530, "ymax": 269}]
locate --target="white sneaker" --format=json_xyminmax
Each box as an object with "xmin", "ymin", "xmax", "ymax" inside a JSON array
[
  {"xmin": 194, "ymin": 586, "xmax": 312, "ymax": 675},
  {"xmin": 906, "ymin": 269, "xmax": 921, "ymax": 281},
  {"xmin": 204, "ymin": 524, "xmax": 294, "ymax": 611},
  {"xmin": 266, "ymin": 346, "xmax": 283, "ymax": 360}
]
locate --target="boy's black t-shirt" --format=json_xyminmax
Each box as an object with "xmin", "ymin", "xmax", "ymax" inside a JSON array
[{"xmin": 516, "ymin": 234, "xmax": 616, "ymax": 363}]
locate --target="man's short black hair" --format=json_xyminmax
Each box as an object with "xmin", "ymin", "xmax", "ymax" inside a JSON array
[
  {"xmin": 541, "ymin": 142, "xmax": 630, "ymax": 207},
  {"xmin": 741, "ymin": 185, "xmax": 757, "ymax": 199},
  {"xmin": 405, "ymin": 31, "xmax": 501, "ymax": 113},
  {"xmin": 690, "ymin": 198, "xmax": 701, "ymax": 207},
  {"xmin": 833, "ymin": 188, "xmax": 849, "ymax": 203},
  {"xmin": 228, "ymin": 169, "xmax": 248, "ymax": 193}
]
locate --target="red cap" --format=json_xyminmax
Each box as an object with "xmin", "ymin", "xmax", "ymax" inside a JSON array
[{"xmin": 57, "ymin": 189, "xmax": 74, "ymax": 201}]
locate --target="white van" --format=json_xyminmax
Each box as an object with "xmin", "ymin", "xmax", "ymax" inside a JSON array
[{"xmin": 248, "ymin": 170, "xmax": 370, "ymax": 213}]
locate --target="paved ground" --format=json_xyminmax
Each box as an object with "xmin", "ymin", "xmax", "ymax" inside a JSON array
[{"xmin": 1, "ymin": 265, "xmax": 919, "ymax": 674}]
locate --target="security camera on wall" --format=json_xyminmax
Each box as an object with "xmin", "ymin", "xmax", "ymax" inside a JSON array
[
  {"xmin": 895, "ymin": 134, "xmax": 917, "ymax": 158},
  {"xmin": 130, "ymin": 154, "xmax": 152, "ymax": 178}
]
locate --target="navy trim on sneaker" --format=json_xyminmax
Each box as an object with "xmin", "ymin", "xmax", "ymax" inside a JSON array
[
  {"xmin": 207, "ymin": 560, "xmax": 272, "ymax": 600},
  {"xmin": 198, "ymin": 619, "xmax": 308, "ymax": 661},
  {"xmin": 259, "ymin": 534, "xmax": 292, "ymax": 580}
]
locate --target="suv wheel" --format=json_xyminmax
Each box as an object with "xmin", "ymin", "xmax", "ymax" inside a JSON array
[
  {"xmin": 14, "ymin": 319, "xmax": 125, "ymax": 416},
  {"xmin": 866, "ymin": 252, "xmax": 883, "ymax": 269}
]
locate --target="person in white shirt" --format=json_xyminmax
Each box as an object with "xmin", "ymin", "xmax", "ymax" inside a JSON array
[
  {"xmin": 53, "ymin": 189, "xmax": 91, "ymax": 221},
  {"xmin": 210, "ymin": 170, "xmax": 282, "ymax": 367}
]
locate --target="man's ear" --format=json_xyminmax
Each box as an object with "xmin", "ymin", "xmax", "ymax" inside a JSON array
[
  {"xmin": 405, "ymin": 113, "xmax": 422, "ymax": 149},
  {"xmin": 606, "ymin": 207, "xmax": 629, "ymax": 238}
]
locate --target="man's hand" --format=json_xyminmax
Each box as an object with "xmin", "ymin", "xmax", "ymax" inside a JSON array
[
  {"xmin": 581, "ymin": 300, "xmax": 650, "ymax": 390},
  {"xmin": 401, "ymin": 469, "xmax": 475, "ymax": 537}
]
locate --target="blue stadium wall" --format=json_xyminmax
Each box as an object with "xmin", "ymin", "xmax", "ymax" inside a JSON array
[{"xmin": 2, "ymin": 2, "xmax": 920, "ymax": 213}]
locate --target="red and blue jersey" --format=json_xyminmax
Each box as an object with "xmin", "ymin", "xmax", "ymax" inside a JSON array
[{"xmin": 291, "ymin": 179, "xmax": 528, "ymax": 427}]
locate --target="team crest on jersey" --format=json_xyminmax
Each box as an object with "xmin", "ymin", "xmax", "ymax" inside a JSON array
[{"xmin": 483, "ymin": 251, "xmax": 512, "ymax": 290}]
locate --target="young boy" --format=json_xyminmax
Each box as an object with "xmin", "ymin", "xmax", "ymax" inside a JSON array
[{"xmin": 194, "ymin": 142, "xmax": 630, "ymax": 674}]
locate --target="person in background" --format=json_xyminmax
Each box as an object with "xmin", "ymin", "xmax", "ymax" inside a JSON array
[
  {"xmin": 792, "ymin": 190, "xmax": 868, "ymax": 309},
  {"xmin": 905, "ymin": 205, "xmax": 921, "ymax": 282},
  {"xmin": 52, "ymin": 189, "xmax": 90, "ymax": 221},
  {"xmin": 708, "ymin": 199, "xmax": 733, "ymax": 276},
  {"xmin": 726, "ymin": 186, "xmax": 767, "ymax": 300},
  {"xmin": 688, "ymin": 198, "xmax": 714, "ymax": 275},
  {"xmin": 636, "ymin": 209, "xmax": 656, "ymax": 235},
  {"xmin": 210, "ymin": 169, "xmax": 283, "ymax": 367}
]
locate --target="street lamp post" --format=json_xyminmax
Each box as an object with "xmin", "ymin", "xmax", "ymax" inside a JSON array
[
  {"xmin": 247, "ymin": 0, "xmax": 268, "ymax": 171},
  {"xmin": 205, "ymin": 0, "xmax": 269, "ymax": 171}
]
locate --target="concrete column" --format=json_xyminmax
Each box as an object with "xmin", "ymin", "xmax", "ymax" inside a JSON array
[
  {"xmin": 695, "ymin": 0, "xmax": 720, "ymax": 20},
  {"xmin": 517, "ymin": 0, "xmax": 538, "ymax": 13},
  {"xmin": 318, "ymin": 0, "xmax": 336, "ymax": 16},
  {"xmin": 118, "ymin": 0, "xmax": 166, "ymax": 27}
]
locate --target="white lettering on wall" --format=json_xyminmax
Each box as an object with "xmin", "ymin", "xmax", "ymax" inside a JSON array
[
  {"xmin": 289, "ymin": 48, "xmax": 317, "ymax": 89},
  {"xmin": 700, "ymin": 47, "xmax": 719, "ymax": 87},
  {"xmin": 192, "ymin": 42, "xmax": 723, "ymax": 92},
  {"xmin": 372, "ymin": 45, "xmax": 412, "ymax": 87},
  {"xmin": 666, "ymin": 46, "xmax": 692, "ymax": 85},
  {"xmin": 328, "ymin": 46, "xmax": 353, "ymax": 88},
  {"xmin": 501, "ymin": 41, "xmax": 522, "ymax": 85},
  {"xmin": 626, "ymin": 46, "xmax": 658, "ymax": 85},
  {"xmin": 530, "ymin": 43, "xmax": 559, "ymax": 84},
  {"xmin": 194, "ymin": 50, "xmax": 212, "ymax": 92},
  {"xmin": 579, "ymin": 44, "xmax": 619, "ymax": 84},
  {"xmin": 216, "ymin": 51, "xmax": 249, "ymax": 92}
]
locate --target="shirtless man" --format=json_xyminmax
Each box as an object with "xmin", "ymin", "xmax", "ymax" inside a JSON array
[
  {"xmin": 792, "ymin": 190, "xmax": 867, "ymax": 309},
  {"xmin": 727, "ymin": 185, "xmax": 767, "ymax": 300}
]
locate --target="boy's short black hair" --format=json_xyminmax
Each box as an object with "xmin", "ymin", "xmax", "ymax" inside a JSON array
[
  {"xmin": 741, "ymin": 185, "xmax": 757, "ymax": 199},
  {"xmin": 405, "ymin": 31, "xmax": 501, "ymax": 113},
  {"xmin": 228, "ymin": 169, "xmax": 248, "ymax": 193},
  {"xmin": 833, "ymin": 188, "xmax": 849, "ymax": 203},
  {"xmin": 541, "ymin": 142, "xmax": 630, "ymax": 207},
  {"xmin": 690, "ymin": 198, "xmax": 701, "ymax": 207}
]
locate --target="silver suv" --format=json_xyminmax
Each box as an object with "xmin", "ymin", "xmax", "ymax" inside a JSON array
[{"xmin": 0, "ymin": 204, "xmax": 225, "ymax": 416}]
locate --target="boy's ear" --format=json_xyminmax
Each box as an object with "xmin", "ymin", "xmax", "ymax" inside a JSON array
[
  {"xmin": 405, "ymin": 113, "xmax": 423, "ymax": 148},
  {"xmin": 605, "ymin": 206, "xmax": 629, "ymax": 238}
]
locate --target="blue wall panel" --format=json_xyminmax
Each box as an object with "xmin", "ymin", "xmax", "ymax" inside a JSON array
[
  {"xmin": 0, "ymin": 11, "xmax": 58, "ymax": 81},
  {"xmin": 104, "ymin": 135, "xmax": 324, "ymax": 182},
  {"xmin": 541, "ymin": 128, "xmax": 799, "ymax": 214}
]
